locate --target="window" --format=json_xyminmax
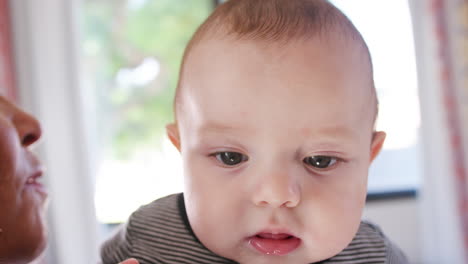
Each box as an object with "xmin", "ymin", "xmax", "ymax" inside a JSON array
[
  {"xmin": 331, "ymin": 0, "xmax": 422, "ymax": 195},
  {"xmin": 82, "ymin": 0, "xmax": 213, "ymax": 225}
]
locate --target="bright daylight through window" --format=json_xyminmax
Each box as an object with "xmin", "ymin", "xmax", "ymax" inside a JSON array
[
  {"xmin": 82, "ymin": 0, "xmax": 212, "ymax": 224},
  {"xmin": 331, "ymin": 0, "xmax": 422, "ymax": 194}
]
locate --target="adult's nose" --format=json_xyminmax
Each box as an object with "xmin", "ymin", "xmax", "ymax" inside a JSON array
[
  {"xmin": 12, "ymin": 108, "xmax": 42, "ymax": 147},
  {"xmin": 251, "ymin": 167, "xmax": 301, "ymax": 208}
]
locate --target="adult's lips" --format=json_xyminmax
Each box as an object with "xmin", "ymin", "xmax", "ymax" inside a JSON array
[
  {"xmin": 248, "ymin": 230, "xmax": 301, "ymax": 256},
  {"xmin": 25, "ymin": 170, "xmax": 48, "ymax": 197}
]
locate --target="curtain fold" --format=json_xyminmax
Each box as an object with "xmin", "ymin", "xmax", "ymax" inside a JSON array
[
  {"xmin": 0, "ymin": 0, "xmax": 16, "ymax": 100},
  {"xmin": 431, "ymin": 0, "xmax": 468, "ymax": 261}
]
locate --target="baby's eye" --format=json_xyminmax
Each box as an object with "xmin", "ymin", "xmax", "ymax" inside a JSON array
[
  {"xmin": 303, "ymin": 155, "xmax": 337, "ymax": 169},
  {"xmin": 214, "ymin": 152, "xmax": 248, "ymax": 166}
]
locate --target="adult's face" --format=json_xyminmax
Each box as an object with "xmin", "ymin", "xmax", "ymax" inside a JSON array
[{"xmin": 0, "ymin": 96, "xmax": 47, "ymax": 264}]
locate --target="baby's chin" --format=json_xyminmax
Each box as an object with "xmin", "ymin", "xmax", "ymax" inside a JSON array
[
  {"xmin": 187, "ymin": 209, "xmax": 360, "ymax": 264},
  {"xmin": 204, "ymin": 231, "xmax": 351, "ymax": 264},
  {"xmin": 223, "ymin": 248, "xmax": 331, "ymax": 264}
]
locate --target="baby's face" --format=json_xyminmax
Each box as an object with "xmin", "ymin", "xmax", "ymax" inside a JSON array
[{"xmin": 168, "ymin": 37, "xmax": 385, "ymax": 264}]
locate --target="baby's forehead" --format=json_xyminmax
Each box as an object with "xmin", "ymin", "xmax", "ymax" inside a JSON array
[
  {"xmin": 178, "ymin": 46, "xmax": 374, "ymax": 136},
  {"xmin": 173, "ymin": 0, "xmax": 378, "ymax": 126},
  {"xmin": 183, "ymin": 27, "xmax": 373, "ymax": 79},
  {"xmin": 181, "ymin": 97, "xmax": 370, "ymax": 153},
  {"xmin": 184, "ymin": 36, "xmax": 372, "ymax": 94},
  {"xmin": 177, "ymin": 34, "xmax": 376, "ymax": 125}
]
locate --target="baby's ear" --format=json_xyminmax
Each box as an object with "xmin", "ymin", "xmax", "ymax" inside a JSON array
[
  {"xmin": 166, "ymin": 123, "xmax": 181, "ymax": 152},
  {"xmin": 369, "ymin": 131, "xmax": 386, "ymax": 163}
]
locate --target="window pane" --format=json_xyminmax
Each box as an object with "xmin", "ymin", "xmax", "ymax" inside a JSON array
[
  {"xmin": 331, "ymin": 0, "xmax": 422, "ymax": 193},
  {"xmin": 82, "ymin": 0, "xmax": 213, "ymax": 224}
]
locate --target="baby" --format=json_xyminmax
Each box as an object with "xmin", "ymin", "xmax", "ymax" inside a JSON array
[{"xmin": 101, "ymin": 0, "xmax": 408, "ymax": 263}]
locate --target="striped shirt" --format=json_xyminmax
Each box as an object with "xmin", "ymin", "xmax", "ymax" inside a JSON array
[{"xmin": 101, "ymin": 193, "xmax": 408, "ymax": 264}]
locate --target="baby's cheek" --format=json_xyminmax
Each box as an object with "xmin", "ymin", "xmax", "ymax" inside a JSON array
[
  {"xmin": 302, "ymin": 181, "xmax": 364, "ymax": 248},
  {"xmin": 300, "ymin": 203, "xmax": 362, "ymax": 260},
  {"xmin": 185, "ymin": 192, "xmax": 238, "ymax": 255}
]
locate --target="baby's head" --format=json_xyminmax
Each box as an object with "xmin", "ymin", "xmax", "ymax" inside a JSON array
[{"xmin": 166, "ymin": 0, "xmax": 386, "ymax": 263}]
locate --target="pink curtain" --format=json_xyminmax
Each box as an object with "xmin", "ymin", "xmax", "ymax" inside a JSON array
[
  {"xmin": 0, "ymin": 0, "xmax": 16, "ymax": 100},
  {"xmin": 431, "ymin": 0, "xmax": 468, "ymax": 259}
]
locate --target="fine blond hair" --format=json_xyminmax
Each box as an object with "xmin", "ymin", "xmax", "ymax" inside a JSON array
[{"xmin": 174, "ymin": 0, "xmax": 377, "ymax": 123}]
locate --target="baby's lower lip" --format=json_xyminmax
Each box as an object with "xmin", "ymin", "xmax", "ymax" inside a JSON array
[{"xmin": 248, "ymin": 234, "xmax": 301, "ymax": 256}]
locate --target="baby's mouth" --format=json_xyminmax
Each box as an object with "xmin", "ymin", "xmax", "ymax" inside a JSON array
[{"xmin": 248, "ymin": 232, "xmax": 301, "ymax": 256}]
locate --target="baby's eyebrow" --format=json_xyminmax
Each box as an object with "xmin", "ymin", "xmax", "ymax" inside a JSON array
[
  {"xmin": 301, "ymin": 125, "xmax": 359, "ymax": 140},
  {"xmin": 197, "ymin": 122, "xmax": 247, "ymax": 133}
]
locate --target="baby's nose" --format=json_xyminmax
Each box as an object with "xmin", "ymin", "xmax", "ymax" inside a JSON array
[
  {"xmin": 13, "ymin": 109, "xmax": 42, "ymax": 147},
  {"xmin": 251, "ymin": 172, "xmax": 301, "ymax": 208}
]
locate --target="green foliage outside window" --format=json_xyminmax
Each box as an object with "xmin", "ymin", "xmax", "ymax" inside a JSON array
[{"xmin": 83, "ymin": 0, "xmax": 213, "ymax": 159}]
